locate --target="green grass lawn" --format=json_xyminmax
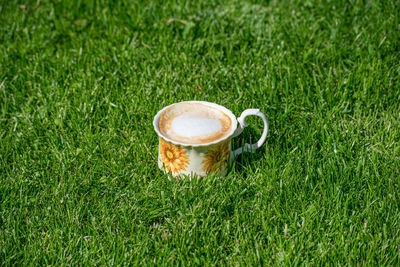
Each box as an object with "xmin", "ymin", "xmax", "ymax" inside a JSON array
[{"xmin": 1, "ymin": 0, "xmax": 400, "ymax": 265}]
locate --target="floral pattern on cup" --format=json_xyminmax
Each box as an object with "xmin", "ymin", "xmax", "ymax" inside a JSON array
[
  {"xmin": 201, "ymin": 139, "xmax": 230, "ymax": 174},
  {"xmin": 159, "ymin": 137, "xmax": 189, "ymax": 174}
]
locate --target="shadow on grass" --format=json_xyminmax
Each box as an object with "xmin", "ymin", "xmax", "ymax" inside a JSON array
[{"xmin": 230, "ymin": 126, "xmax": 267, "ymax": 177}]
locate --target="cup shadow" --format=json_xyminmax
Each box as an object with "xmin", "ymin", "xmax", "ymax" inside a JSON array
[{"xmin": 229, "ymin": 126, "xmax": 267, "ymax": 176}]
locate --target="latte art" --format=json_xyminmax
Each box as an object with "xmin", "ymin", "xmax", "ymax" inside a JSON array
[{"xmin": 158, "ymin": 103, "xmax": 232, "ymax": 144}]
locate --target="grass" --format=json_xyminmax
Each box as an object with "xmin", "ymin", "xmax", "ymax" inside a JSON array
[{"xmin": 1, "ymin": 0, "xmax": 400, "ymax": 265}]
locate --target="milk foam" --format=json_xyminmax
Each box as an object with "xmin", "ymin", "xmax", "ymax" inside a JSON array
[
  {"xmin": 171, "ymin": 115, "xmax": 222, "ymax": 138},
  {"xmin": 158, "ymin": 102, "xmax": 232, "ymax": 144}
]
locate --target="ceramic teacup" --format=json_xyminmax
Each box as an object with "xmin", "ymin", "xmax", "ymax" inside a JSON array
[{"xmin": 153, "ymin": 101, "xmax": 268, "ymax": 177}]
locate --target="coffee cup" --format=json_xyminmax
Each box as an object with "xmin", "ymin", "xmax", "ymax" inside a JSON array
[{"xmin": 153, "ymin": 101, "xmax": 268, "ymax": 177}]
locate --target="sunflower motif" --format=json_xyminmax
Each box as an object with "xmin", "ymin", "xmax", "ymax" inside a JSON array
[
  {"xmin": 159, "ymin": 137, "xmax": 189, "ymax": 174},
  {"xmin": 201, "ymin": 139, "xmax": 230, "ymax": 174}
]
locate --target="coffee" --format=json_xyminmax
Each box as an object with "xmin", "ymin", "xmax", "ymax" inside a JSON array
[{"xmin": 158, "ymin": 103, "xmax": 232, "ymax": 144}]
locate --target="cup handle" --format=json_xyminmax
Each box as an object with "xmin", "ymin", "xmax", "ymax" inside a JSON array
[{"xmin": 232, "ymin": 109, "xmax": 269, "ymax": 158}]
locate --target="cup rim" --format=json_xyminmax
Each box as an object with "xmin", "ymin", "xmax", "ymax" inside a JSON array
[{"xmin": 153, "ymin": 101, "xmax": 237, "ymax": 147}]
